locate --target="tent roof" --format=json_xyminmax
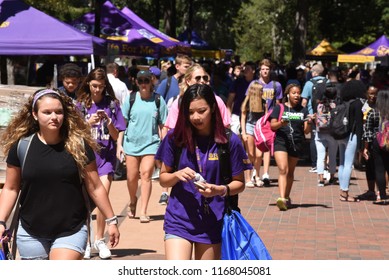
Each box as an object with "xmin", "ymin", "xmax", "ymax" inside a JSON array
[
  {"xmin": 0, "ymin": 0, "xmax": 106, "ymax": 55},
  {"xmin": 306, "ymin": 39, "xmax": 344, "ymax": 56},
  {"xmin": 352, "ymin": 35, "xmax": 389, "ymax": 57},
  {"xmin": 72, "ymin": 1, "xmax": 190, "ymax": 57},
  {"xmin": 178, "ymin": 28, "xmax": 210, "ymax": 49}
]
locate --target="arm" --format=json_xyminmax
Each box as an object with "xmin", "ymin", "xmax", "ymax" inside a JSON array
[
  {"xmin": 199, "ymin": 173, "xmax": 245, "ymax": 198},
  {"xmin": 240, "ymin": 110, "xmax": 248, "ymax": 142},
  {"xmin": 0, "ymin": 165, "xmax": 21, "ymax": 237},
  {"xmin": 83, "ymin": 162, "xmax": 120, "ymax": 247},
  {"xmin": 116, "ymin": 131, "xmax": 125, "ymax": 160},
  {"xmin": 226, "ymin": 92, "xmax": 235, "ymax": 115}
]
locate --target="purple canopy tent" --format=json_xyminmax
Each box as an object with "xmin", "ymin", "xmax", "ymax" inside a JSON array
[
  {"xmin": 0, "ymin": 0, "xmax": 106, "ymax": 56},
  {"xmin": 352, "ymin": 35, "xmax": 389, "ymax": 57},
  {"xmin": 72, "ymin": 1, "xmax": 190, "ymax": 58}
]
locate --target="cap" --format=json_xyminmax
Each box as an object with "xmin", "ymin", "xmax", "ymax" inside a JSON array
[
  {"xmin": 149, "ymin": 66, "xmax": 161, "ymax": 77},
  {"xmin": 137, "ymin": 70, "xmax": 152, "ymax": 79}
]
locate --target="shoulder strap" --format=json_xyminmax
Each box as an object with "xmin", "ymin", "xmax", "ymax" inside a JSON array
[
  {"xmin": 128, "ymin": 92, "xmax": 136, "ymax": 120},
  {"xmin": 218, "ymin": 128, "xmax": 232, "ymax": 185},
  {"xmin": 272, "ymin": 81, "xmax": 277, "ymax": 103},
  {"xmin": 10, "ymin": 134, "xmax": 34, "ymax": 258},
  {"xmin": 163, "ymin": 76, "xmax": 172, "ymax": 100},
  {"xmin": 17, "ymin": 134, "xmax": 34, "ymax": 172}
]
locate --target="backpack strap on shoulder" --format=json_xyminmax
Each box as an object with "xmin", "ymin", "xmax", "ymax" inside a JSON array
[
  {"xmin": 17, "ymin": 134, "xmax": 34, "ymax": 172},
  {"xmin": 163, "ymin": 76, "xmax": 172, "ymax": 100},
  {"xmin": 128, "ymin": 92, "xmax": 136, "ymax": 120}
]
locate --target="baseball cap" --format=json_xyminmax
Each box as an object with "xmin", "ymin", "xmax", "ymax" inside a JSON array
[
  {"xmin": 149, "ymin": 66, "xmax": 161, "ymax": 77},
  {"xmin": 137, "ymin": 70, "xmax": 152, "ymax": 79}
]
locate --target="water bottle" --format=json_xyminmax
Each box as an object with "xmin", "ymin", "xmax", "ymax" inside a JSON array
[
  {"xmin": 194, "ymin": 173, "xmax": 206, "ymax": 183},
  {"xmin": 342, "ymin": 117, "xmax": 348, "ymax": 126}
]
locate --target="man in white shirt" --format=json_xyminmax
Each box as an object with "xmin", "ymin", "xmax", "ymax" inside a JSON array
[
  {"xmin": 106, "ymin": 62, "xmax": 129, "ymax": 106},
  {"xmin": 106, "ymin": 62, "xmax": 129, "ymax": 181}
]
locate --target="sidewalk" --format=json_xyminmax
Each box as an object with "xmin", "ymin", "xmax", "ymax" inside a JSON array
[{"xmin": 98, "ymin": 163, "xmax": 389, "ymax": 260}]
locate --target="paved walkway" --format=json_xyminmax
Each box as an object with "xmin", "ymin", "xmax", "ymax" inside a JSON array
[{"xmin": 89, "ymin": 162, "xmax": 389, "ymax": 260}]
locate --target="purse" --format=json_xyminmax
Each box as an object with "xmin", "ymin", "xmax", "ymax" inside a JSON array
[{"xmin": 221, "ymin": 186, "xmax": 272, "ymax": 260}]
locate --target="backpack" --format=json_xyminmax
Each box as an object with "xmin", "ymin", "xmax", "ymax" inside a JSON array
[
  {"xmin": 128, "ymin": 91, "xmax": 161, "ymax": 124},
  {"xmin": 377, "ymin": 117, "xmax": 389, "ymax": 150},
  {"xmin": 173, "ymin": 129, "xmax": 240, "ymax": 212},
  {"xmin": 329, "ymin": 99, "xmax": 354, "ymax": 140},
  {"xmin": 254, "ymin": 104, "xmax": 284, "ymax": 155},
  {"xmin": 311, "ymin": 77, "xmax": 328, "ymax": 114}
]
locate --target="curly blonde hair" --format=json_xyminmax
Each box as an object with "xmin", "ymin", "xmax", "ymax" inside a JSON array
[{"xmin": 0, "ymin": 88, "xmax": 97, "ymax": 176}]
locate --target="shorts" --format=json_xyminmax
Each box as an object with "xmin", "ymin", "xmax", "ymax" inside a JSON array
[
  {"xmin": 274, "ymin": 138, "xmax": 304, "ymax": 158},
  {"xmin": 16, "ymin": 222, "xmax": 88, "ymax": 260},
  {"xmin": 164, "ymin": 233, "xmax": 187, "ymax": 241},
  {"xmin": 230, "ymin": 114, "xmax": 241, "ymax": 135},
  {"xmin": 246, "ymin": 123, "xmax": 255, "ymax": 136}
]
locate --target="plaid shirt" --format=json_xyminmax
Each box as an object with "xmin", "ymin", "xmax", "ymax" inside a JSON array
[{"xmin": 363, "ymin": 108, "xmax": 380, "ymax": 142}]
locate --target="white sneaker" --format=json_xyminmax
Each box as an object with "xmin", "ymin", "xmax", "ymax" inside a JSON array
[
  {"xmin": 83, "ymin": 244, "xmax": 91, "ymax": 259},
  {"xmin": 250, "ymin": 169, "xmax": 256, "ymax": 182},
  {"xmin": 94, "ymin": 239, "xmax": 111, "ymax": 259}
]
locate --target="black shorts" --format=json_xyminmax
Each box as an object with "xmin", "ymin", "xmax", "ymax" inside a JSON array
[{"xmin": 274, "ymin": 137, "xmax": 304, "ymax": 158}]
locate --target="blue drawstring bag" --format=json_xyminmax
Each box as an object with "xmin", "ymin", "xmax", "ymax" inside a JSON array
[{"xmin": 221, "ymin": 187, "xmax": 272, "ymax": 260}]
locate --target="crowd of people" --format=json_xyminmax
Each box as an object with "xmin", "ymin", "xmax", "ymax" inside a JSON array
[{"xmin": 0, "ymin": 54, "xmax": 389, "ymax": 260}]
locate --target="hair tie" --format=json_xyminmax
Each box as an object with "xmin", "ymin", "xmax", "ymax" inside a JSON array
[{"xmin": 32, "ymin": 89, "xmax": 60, "ymax": 108}]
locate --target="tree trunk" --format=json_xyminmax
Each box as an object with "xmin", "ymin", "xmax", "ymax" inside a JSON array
[
  {"xmin": 163, "ymin": 0, "xmax": 176, "ymax": 37},
  {"xmin": 292, "ymin": 0, "xmax": 308, "ymax": 64}
]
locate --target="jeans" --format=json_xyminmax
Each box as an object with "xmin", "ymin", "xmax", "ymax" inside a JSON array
[
  {"xmin": 337, "ymin": 134, "xmax": 357, "ymax": 191},
  {"xmin": 315, "ymin": 131, "xmax": 338, "ymax": 175},
  {"xmin": 310, "ymin": 125, "xmax": 317, "ymax": 167}
]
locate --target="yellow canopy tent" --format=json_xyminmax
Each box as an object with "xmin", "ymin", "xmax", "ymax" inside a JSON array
[{"xmin": 306, "ymin": 39, "xmax": 344, "ymax": 61}]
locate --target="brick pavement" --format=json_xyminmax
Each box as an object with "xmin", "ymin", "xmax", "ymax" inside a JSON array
[{"xmin": 95, "ymin": 162, "xmax": 389, "ymax": 260}]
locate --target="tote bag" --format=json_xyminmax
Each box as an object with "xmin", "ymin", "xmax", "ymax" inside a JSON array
[{"xmin": 221, "ymin": 188, "xmax": 272, "ymax": 260}]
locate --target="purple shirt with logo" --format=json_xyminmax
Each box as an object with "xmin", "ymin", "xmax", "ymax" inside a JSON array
[
  {"xmin": 156, "ymin": 130, "xmax": 251, "ymax": 244},
  {"xmin": 77, "ymin": 96, "xmax": 126, "ymax": 176}
]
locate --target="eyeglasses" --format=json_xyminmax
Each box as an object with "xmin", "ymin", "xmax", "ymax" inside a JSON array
[
  {"xmin": 137, "ymin": 78, "xmax": 151, "ymax": 85},
  {"xmin": 194, "ymin": 75, "xmax": 209, "ymax": 83}
]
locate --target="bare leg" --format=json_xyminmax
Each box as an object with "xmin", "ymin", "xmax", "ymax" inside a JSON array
[
  {"xmin": 95, "ymin": 175, "xmax": 112, "ymax": 240},
  {"xmin": 138, "ymin": 155, "xmax": 155, "ymax": 219},
  {"xmin": 165, "ymin": 238, "xmax": 193, "ymax": 260},
  {"xmin": 50, "ymin": 248, "xmax": 83, "ymax": 260},
  {"xmin": 194, "ymin": 243, "xmax": 221, "ymax": 260}
]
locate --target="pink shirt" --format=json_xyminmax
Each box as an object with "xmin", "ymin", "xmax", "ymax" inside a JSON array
[{"xmin": 165, "ymin": 94, "xmax": 231, "ymax": 129}]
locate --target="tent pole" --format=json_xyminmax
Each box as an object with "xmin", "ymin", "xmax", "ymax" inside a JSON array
[{"xmin": 91, "ymin": 54, "xmax": 95, "ymax": 69}]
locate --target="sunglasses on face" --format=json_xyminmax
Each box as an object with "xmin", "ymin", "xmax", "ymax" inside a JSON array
[
  {"xmin": 137, "ymin": 78, "xmax": 151, "ymax": 85},
  {"xmin": 194, "ymin": 75, "xmax": 209, "ymax": 83}
]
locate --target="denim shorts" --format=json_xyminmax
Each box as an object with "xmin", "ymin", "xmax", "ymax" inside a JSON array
[
  {"xmin": 16, "ymin": 222, "xmax": 88, "ymax": 260},
  {"xmin": 164, "ymin": 233, "xmax": 186, "ymax": 241},
  {"xmin": 246, "ymin": 123, "xmax": 255, "ymax": 136}
]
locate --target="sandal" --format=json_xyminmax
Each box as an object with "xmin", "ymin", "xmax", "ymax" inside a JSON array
[
  {"xmin": 373, "ymin": 199, "xmax": 389, "ymax": 205},
  {"xmin": 139, "ymin": 215, "xmax": 150, "ymax": 223},
  {"xmin": 127, "ymin": 197, "xmax": 138, "ymax": 219},
  {"xmin": 340, "ymin": 192, "xmax": 360, "ymax": 202}
]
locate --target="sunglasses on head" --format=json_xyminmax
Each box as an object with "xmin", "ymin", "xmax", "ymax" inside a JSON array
[
  {"xmin": 137, "ymin": 78, "xmax": 151, "ymax": 85},
  {"xmin": 194, "ymin": 75, "xmax": 209, "ymax": 83}
]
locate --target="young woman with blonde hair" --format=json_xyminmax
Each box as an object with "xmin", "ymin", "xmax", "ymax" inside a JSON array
[{"xmin": 240, "ymin": 81, "xmax": 266, "ymax": 187}]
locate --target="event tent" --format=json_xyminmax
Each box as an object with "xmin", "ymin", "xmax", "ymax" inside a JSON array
[
  {"xmin": 0, "ymin": 0, "xmax": 106, "ymax": 55},
  {"xmin": 337, "ymin": 35, "xmax": 389, "ymax": 63},
  {"xmin": 305, "ymin": 39, "xmax": 344, "ymax": 61},
  {"xmin": 72, "ymin": 1, "xmax": 190, "ymax": 58}
]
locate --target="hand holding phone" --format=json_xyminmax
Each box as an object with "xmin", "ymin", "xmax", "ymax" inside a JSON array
[{"xmin": 96, "ymin": 109, "xmax": 106, "ymax": 119}]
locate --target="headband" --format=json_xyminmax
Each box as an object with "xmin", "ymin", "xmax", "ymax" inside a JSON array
[{"xmin": 32, "ymin": 89, "xmax": 61, "ymax": 108}]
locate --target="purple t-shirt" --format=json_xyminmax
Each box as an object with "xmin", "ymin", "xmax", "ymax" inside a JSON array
[
  {"xmin": 156, "ymin": 130, "xmax": 251, "ymax": 244},
  {"xmin": 77, "ymin": 96, "xmax": 126, "ymax": 176},
  {"xmin": 256, "ymin": 80, "xmax": 283, "ymax": 110}
]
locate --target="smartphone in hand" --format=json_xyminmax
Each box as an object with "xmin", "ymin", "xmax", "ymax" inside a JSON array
[{"xmin": 194, "ymin": 181, "xmax": 206, "ymax": 190}]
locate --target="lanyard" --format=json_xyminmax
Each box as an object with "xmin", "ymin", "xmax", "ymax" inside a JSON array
[{"xmin": 195, "ymin": 141, "xmax": 210, "ymax": 178}]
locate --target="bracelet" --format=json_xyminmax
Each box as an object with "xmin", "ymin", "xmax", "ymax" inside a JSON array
[
  {"xmin": 105, "ymin": 216, "xmax": 118, "ymax": 226},
  {"xmin": 221, "ymin": 185, "xmax": 228, "ymax": 197},
  {"xmin": 0, "ymin": 221, "xmax": 6, "ymax": 229}
]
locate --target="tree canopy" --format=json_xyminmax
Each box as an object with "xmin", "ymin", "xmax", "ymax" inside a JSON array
[{"xmin": 23, "ymin": 0, "xmax": 389, "ymax": 63}]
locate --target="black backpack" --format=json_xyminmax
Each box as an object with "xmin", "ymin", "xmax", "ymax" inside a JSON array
[
  {"xmin": 311, "ymin": 77, "xmax": 328, "ymax": 114},
  {"xmin": 329, "ymin": 98, "xmax": 355, "ymax": 140}
]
